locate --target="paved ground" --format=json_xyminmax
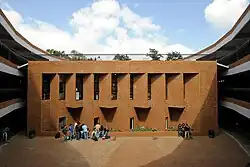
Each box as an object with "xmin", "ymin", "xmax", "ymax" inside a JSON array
[
  {"xmin": 226, "ymin": 128, "xmax": 250, "ymax": 156},
  {"xmin": 0, "ymin": 133, "xmax": 249, "ymax": 167}
]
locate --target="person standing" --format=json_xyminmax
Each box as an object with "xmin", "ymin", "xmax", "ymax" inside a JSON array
[
  {"xmin": 184, "ymin": 122, "xmax": 191, "ymax": 139},
  {"xmin": 68, "ymin": 124, "xmax": 74, "ymax": 140},
  {"xmin": 73, "ymin": 121, "xmax": 78, "ymax": 138},
  {"xmin": 82, "ymin": 124, "xmax": 88, "ymax": 139},
  {"xmin": 75, "ymin": 123, "xmax": 81, "ymax": 140}
]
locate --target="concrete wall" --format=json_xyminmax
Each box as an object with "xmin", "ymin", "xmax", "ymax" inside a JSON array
[{"xmin": 27, "ymin": 61, "xmax": 218, "ymax": 135}]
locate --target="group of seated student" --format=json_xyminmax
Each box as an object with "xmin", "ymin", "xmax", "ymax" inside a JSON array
[
  {"xmin": 91, "ymin": 124, "xmax": 110, "ymax": 141},
  {"xmin": 59, "ymin": 122, "xmax": 110, "ymax": 142},
  {"xmin": 61, "ymin": 121, "xmax": 89, "ymax": 141},
  {"xmin": 177, "ymin": 122, "xmax": 192, "ymax": 139}
]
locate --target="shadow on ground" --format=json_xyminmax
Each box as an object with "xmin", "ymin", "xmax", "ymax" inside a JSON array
[
  {"xmin": 138, "ymin": 133, "xmax": 250, "ymax": 167},
  {"xmin": 0, "ymin": 135, "xmax": 90, "ymax": 167},
  {"xmin": 0, "ymin": 133, "xmax": 249, "ymax": 167}
]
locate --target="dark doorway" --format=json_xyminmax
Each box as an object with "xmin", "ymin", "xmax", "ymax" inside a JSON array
[
  {"xmin": 94, "ymin": 117, "xmax": 100, "ymax": 126},
  {"xmin": 59, "ymin": 116, "xmax": 66, "ymax": 130},
  {"xmin": 165, "ymin": 117, "xmax": 168, "ymax": 129},
  {"xmin": 130, "ymin": 117, "xmax": 134, "ymax": 130}
]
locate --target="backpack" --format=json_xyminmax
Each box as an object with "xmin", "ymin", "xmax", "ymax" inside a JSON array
[{"xmin": 55, "ymin": 132, "xmax": 61, "ymax": 139}]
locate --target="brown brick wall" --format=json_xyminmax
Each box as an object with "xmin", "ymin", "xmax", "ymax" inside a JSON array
[{"xmin": 27, "ymin": 61, "xmax": 218, "ymax": 136}]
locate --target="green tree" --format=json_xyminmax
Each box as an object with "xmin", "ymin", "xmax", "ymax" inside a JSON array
[
  {"xmin": 46, "ymin": 49, "xmax": 65, "ymax": 56},
  {"xmin": 70, "ymin": 50, "xmax": 87, "ymax": 60},
  {"xmin": 113, "ymin": 54, "xmax": 131, "ymax": 60},
  {"xmin": 146, "ymin": 48, "xmax": 163, "ymax": 60},
  {"xmin": 166, "ymin": 51, "xmax": 183, "ymax": 61}
]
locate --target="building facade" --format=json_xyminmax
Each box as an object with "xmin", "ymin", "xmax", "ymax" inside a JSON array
[{"xmin": 27, "ymin": 61, "xmax": 218, "ymax": 136}]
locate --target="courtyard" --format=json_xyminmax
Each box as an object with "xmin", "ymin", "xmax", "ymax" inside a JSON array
[{"xmin": 0, "ymin": 133, "xmax": 249, "ymax": 167}]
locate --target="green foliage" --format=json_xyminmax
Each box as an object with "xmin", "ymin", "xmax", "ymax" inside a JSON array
[
  {"xmin": 109, "ymin": 128, "xmax": 122, "ymax": 132},
  {"xmin": 46, "ymin": 49, "xmax": 65, "ymax": 56},
  {"xmin": 46, "ymin": 49, "xmax": 101, "ymax": 60},
  {"xmin": 146, "ymin": 48, "xmax": 163, "ymax": 60},
  {"xmin": 113, "ymin": 54, "xmax": 131, "ymax": 60},
  {"xmin": 69, "ymin": 50, "xmax": 87, "ymax": 60},
  {"xmin": 166, "ymin": 51, "xmax": 183, "ymax": 61},
  {"xmin": 131, "ymin": 126, "xmax": 158, "ymax": 132},
  {"xmin": 167, "ymin": 126, "xmax": 178, "ymax": 131}
]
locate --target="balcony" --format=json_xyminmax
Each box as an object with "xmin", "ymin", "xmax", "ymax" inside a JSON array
[
  {"xmin": 0, "ymin": 98, "xmax": 25, "ymax": 118},
  {"xmin": 220, "ymin": 97, "xmax": 250, "ymax": 119},
  {"xmin": 0, "ymin": 56, "xmax": 23, "ymax": 76}
]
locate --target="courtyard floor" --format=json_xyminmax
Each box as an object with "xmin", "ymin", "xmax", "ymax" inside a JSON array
[{"xmin": 0, "ymin": 133, "xmax": 249, "ymax": 167}]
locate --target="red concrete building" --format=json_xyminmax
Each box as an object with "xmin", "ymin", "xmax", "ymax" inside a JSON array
[{"xmin": 27, "ymin": 61, "xmax": 218, "ymax": 136}]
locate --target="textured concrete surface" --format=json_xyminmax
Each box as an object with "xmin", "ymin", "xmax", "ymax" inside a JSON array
[
  {"xmin": 28, "ymin": 61, "xmax": 218, "ymax": 136},
  {"xmin": 0, "ymin": 133, "xmax": 249, "ymax": 167}
]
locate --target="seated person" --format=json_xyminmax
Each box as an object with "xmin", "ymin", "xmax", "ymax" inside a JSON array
[
  {"xmin": 99, "ymin": 125, "xmax": 104, "ymax": 138},
  {"xmin": 91, "ymin": 128, "xmax": 98, "ymax": 141},
  {"xmin": 103, "ymin": 128, "xmax": 110, "ymax": 139},
  {"xmin": 62, "ymin": 125, "xmax": 68, "ymax": 141},
  {"xmin": 177, "ymin": 123, "xmax": 182, "ymax": 137}
]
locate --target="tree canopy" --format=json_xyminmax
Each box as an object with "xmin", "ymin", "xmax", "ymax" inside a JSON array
[
  {"xmin": 166, "ymin": 51, "xmax": 183, "ymax": 61},
  {"xmin": 113, "ymin": 54, "xmax": 131, "ymax": 60},
  {"xmin": 46, "ymin": 49, "xmax": 65, "ymax": 56},
  {"xmin": 146, "ymin": 48, "xmax": 163, "ymax": 60},
  {"xmin": 46, "ymin": 49, "xmax": 101, "ymax": 60}
]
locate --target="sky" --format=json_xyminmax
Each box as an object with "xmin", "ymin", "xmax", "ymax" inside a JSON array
[{"xmin": 0, "ymin": 0, "xmax": 249, "ymax": 59}]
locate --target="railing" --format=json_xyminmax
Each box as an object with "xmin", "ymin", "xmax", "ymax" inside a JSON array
[
  {"xmin": 229, "ymin": 54, "xmax": 250, "ymax": 68},
  {"xmin": 0, "ymin": 56, "xmax": 18, "ymax": 69},
  {"xmin": 222, "ymin": 97, "xmax": 250, "ymax": 109},
  {"xmin": 0, "ymin": 98, "xmax": 23, "ymax": 109},
  {"xmin": 26, "ymin": 53, "xmax": 211, "ymax": 61}
]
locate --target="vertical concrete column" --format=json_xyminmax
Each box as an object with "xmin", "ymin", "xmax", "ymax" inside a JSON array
[
  {"xmin": 66, "ymin": 73, "xmax": 76, "ymax": 102},
  {"xmin": 99, "ymin": 73, "xmax": 112, "ymax": 101},
  {"xmin": 50, "ymin": 74, "xmax": 59, "ymax": 131},
  {"xmin": 50, "ymin": 74, "xmax": 59, "ymax": 100},
  {"xmin": 27, "ymin": 72, "xmax": 42, "ymax": 134},
  {"xmin": 147, "ymin": 74, "xmax": 165, "ymax": 130},
  {"xmin": 118, "ymin": 74, "xmax": 130, "ymax": 100},
  {"xmin": 83, "ymin": 74, "xmax": 94, "ymax": 101},
  {"xmin": 134, "ymin": 73, "xmax": 147, "ymax": 102},
  {"xmin": 167, "ymin": 73, "xmax": 184, "ymax": 104},
  {"xmin": 151, "ymin": 74, "xmax": 164, "ymax": 101}
]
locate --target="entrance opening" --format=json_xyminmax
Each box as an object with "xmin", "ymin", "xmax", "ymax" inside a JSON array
[
  {"xmin": 165, "ymin": 117, "xmax": 168, "ymax": 129},
  {"xmin": 94, "ymin": 117, "xmax": 100, "ymax": 126},
  {"xmin": 130, "ymin": 117, "xmax": 134, "ymax": 130},
  {"xmin": 67, "ymin": 107, "xmax": 82, "ymax": 122},
  {"xmin": 59, "ymin": 116, "xmax": 66, "ymax": 130}
]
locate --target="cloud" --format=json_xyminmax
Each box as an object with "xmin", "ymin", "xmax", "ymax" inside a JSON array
[
  {"xmin": 204, "ymin": 0, "xmax": 249, "ymax": 29},
  {"xmin": 2, "ymin": 0, "xmax": 193, "ymax": 60}
]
